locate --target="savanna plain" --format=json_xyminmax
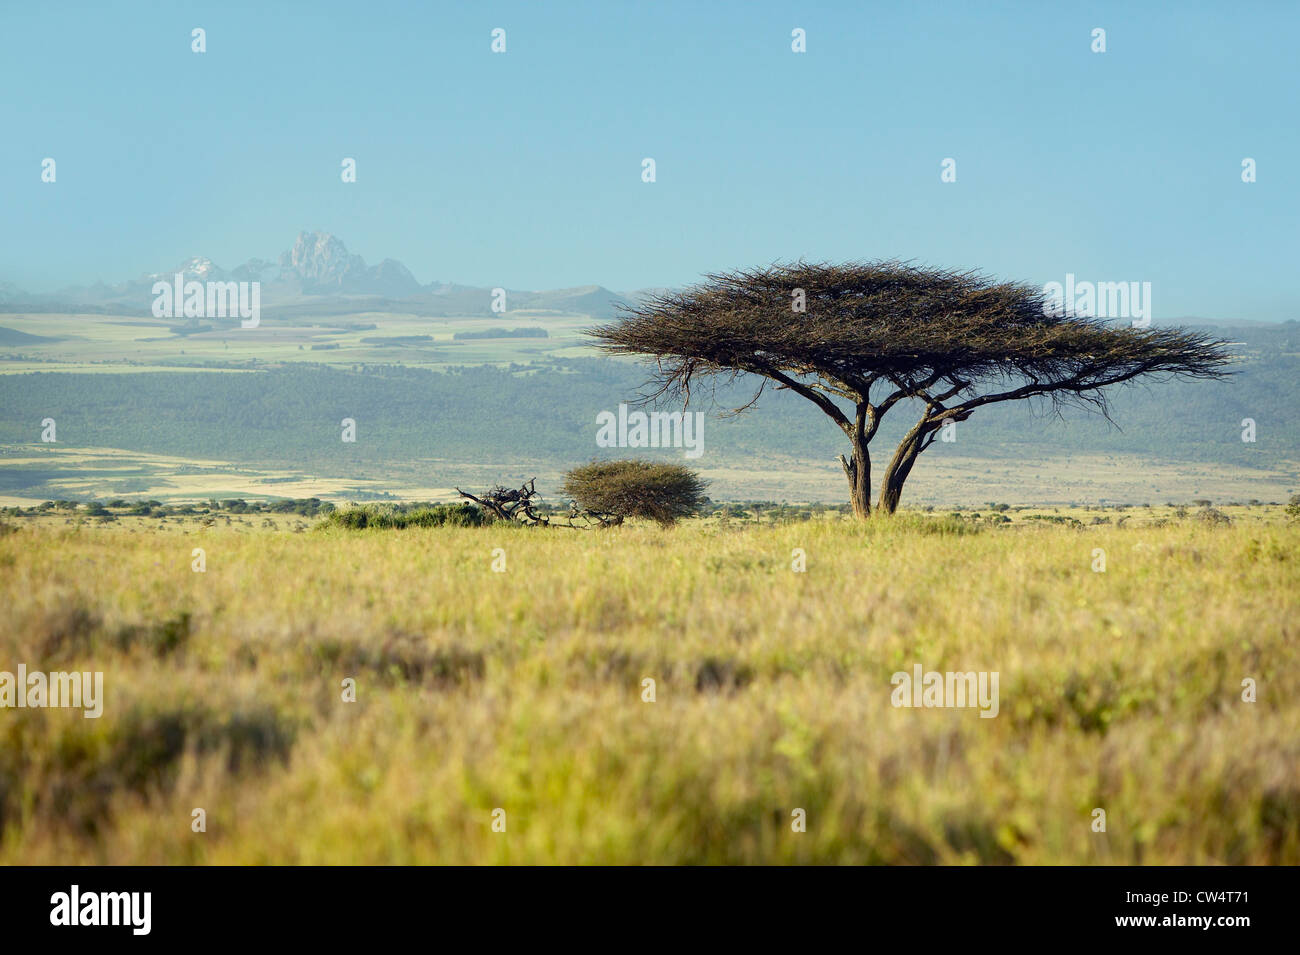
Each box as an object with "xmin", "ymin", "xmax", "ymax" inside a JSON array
[{"xmin": 1, "ymin": 505, "xmax": 1296, "ymax": 864}]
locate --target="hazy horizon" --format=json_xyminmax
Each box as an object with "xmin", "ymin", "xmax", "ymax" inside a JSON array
[{"xmin": 0, "ymin": 223, "xmax": 1293, "ymax": 328}]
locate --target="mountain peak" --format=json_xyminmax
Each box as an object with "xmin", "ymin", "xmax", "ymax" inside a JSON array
[
  {"xmin": 279, "ymin": 232, "xmax": 364, "ymax": 290},
  {"xmin": 148, "ymin": 256, "xmax": 221, "ymax": 282}
]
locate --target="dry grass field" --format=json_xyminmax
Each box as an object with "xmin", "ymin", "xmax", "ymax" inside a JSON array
[{"xmin": 1, "ymin": 509, "xmax": 1297, "ymax": 864}]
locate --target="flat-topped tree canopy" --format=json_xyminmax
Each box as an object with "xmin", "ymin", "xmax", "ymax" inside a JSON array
[{"xmin": 590, "ymin": 261, "xmax": 1233, "ymax": 517}]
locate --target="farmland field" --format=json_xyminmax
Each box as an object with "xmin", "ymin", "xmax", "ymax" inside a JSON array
[
  {"xmin": 1, "ymin": 507, "xmax": 1295, "ymax": 864},
  {"xmin": 0, "ymin": 311, "xmax": 592, "ymax": 373}
]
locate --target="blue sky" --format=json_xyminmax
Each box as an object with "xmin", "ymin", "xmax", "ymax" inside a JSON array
[{"xmin": 2, "ymin": 0, "xmax": 1296, "ymax": 319}]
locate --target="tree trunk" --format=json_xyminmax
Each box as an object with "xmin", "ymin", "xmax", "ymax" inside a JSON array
[
  {"xmin": 877, "ymin": 423, "xmax": 929, "ymax": 514},
  {"xmin": 839, "ymin": 414, "xmax": 872, "ymax": 519},
  {"xmin": 877, "ymin": 466, "xmax": 908, "ymax": 514},
  {"xmin": 842, "ymin": 448, "xmax": 871, "ymax": 519}
]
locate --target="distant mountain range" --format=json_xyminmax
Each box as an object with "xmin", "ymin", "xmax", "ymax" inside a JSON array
[
  {"xmin": 0, "ymin": 231, "xmax": 640, "ymax": 319},
  {"xmin": 0, "ymin": 234, "xmax": 1287, "ymax": 327}
]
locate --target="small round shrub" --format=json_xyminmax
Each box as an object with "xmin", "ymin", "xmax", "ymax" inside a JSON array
[{"xmin": 561, "ymin": 460, "xmax": 708, "ymax": 526}]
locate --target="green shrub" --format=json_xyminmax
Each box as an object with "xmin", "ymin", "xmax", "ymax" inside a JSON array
[
  {"xmin": 321, "ymin": 503, "xmax": 485, "ymax": 530},
  {"xmin": 560, "ymin": 459, "xmax": 708, "ymax": 526}
]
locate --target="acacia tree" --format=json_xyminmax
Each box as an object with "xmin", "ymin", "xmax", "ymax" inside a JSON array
[{"xmin": 590, "ymin": 262, "xmax": 1231, "ymax": 517}]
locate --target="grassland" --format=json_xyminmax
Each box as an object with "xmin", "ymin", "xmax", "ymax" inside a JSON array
[
  {"xmin": 1, "ymin": 508, "xmax": 1296, "ymax": 864},
  {"xmin": 3, "ymin": 443, "xmax": 1296, "ymax": 510}
]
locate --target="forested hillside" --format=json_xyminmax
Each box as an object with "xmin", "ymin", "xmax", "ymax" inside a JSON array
[{"xmin": 2, "ymin": 323, "xmax": 1295, "ymax": 476}]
